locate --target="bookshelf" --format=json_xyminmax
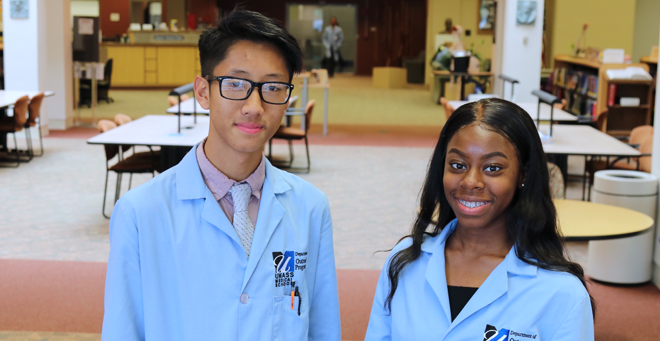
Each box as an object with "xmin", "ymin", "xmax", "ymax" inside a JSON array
[{"xmin": 552, "ymin": 55, "xmax": 653, "ymax": 135}]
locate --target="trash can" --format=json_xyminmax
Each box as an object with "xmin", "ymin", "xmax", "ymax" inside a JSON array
[{"xmin": 588, "ymin": 170, "xmax": 658, "ymax": 284}]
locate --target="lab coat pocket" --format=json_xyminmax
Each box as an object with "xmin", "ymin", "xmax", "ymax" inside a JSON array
[{"xmin": 272, "ymin": 290, "xmax": 310, "ymax": 341}]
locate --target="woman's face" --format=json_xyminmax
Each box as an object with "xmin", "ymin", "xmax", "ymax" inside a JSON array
[{"xmin": 443, "ymin": 123, "xmax": 522, "ymax": 230}]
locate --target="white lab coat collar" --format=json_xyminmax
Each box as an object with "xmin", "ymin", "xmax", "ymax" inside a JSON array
[{"xmin": 420, "ymin": 218, "xmax": 538, "ymax": 335}]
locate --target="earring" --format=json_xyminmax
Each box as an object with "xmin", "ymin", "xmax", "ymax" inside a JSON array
[{"xmin": 522, "ymin": 183, "xmax": 525, "ymax": 187}]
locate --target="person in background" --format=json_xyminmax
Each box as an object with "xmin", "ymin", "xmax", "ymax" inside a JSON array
[
  {"xmin": 102, "ymin": 10, "xmax": 341, "ymax": 341},
  {"xmin": 366, "ymin": 98, "xmax": 595, "ymax": 340},
  {"xmin": 322, "ymin": 16, "xmax": 343, "ymax": 77}
]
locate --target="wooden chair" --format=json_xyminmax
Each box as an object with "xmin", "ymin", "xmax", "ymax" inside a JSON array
[
  {"xmin": 168, "ymin": 93, "xmax": 190, "ymax": 107},
  {"xmin": 112, "ymin": 113, "xmax": 161, "ymax": 179},
  {"xmin": 113, "ymin": 113, "xmax": 132, "ymax": 126},
  {"xmin": 0, "ymin": 95, "xmax": 30, "ymax": 167},
  {"xmin": 547, "ymin": 162, "xmax": 565, "ymax": 199},
  {"xmin": 440, "ymin": 97, "xmax": 455, "ymax": 119},
  {"xmin": 609, "ymin": 126, "xmax": 653, "ymax": 172},
  {"xmin": 98, "ymin": 119, "xmax": 158, "ymax": 218},
  {"xmin": 268, "ymin": 100, "xmax": 316, "ymax": 173},
  {"xmin": 553, "ymin": 98, "xmax": 567, "ymax": 110},
  {"xmin": 586, "ymin": 124, "xmax": 653, "ymax": 186},
  {"xmin": 24, "ymin": 92, "xmax": 46, "ymax": 157}
]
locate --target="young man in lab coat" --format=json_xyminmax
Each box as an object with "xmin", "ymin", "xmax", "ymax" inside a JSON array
[{"xmin": 102, "ymin": 10, "xmax": 341, "ymax": 341}]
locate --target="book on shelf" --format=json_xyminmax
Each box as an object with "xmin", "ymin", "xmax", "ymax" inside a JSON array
[
  {"xmin": 607, "ymin": 84, "xmax": 617, "ymax": 106},
  {"xmin": 553, "ymin": 67, "xmax": 598, "ymax": 99}
]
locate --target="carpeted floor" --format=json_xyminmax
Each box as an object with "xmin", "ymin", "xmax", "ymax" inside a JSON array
[
  {"xmin": 2, "ymin": 259, "xmax": 660, "ymax": 340},
  {"xmin": 3, "ymin": 77, "xmax": 660, "ymax": 340}
]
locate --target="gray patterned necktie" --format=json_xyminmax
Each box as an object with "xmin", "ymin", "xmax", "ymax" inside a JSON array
[{"xmin": 229, "ymin": 183, "xmax": 255, "ymax": 258}]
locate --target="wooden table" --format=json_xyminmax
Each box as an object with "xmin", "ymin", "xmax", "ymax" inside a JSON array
[
  {"xmin": 432, "ymin": 70, "xmax": 494, "ymax": 102},
  {"xmin": 449, "ymin": 100, "xmax": 578, "ymax": 122},
  {"xmin": 556, "ymin": 199, "xmax": 653, "ymax": 240}
]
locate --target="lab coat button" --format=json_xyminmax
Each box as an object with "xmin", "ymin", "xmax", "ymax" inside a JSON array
[{"xmin": 240, "ymin": 293, "xmax": 249, "ymax": 304}]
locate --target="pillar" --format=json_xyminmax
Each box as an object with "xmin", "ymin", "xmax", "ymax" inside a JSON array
[{"xmin": 2, "ymin": 0, "xmax": 73, "ymax": 132}]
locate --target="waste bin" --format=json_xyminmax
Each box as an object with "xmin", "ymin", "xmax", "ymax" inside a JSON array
[{"xmin": 588, "ymin": 170, "xmax": 658, "ymax": 284}]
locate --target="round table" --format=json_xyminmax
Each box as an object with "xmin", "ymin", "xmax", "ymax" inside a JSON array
[{"xmin": 555, "ymin": 199, "xmax": 654, "ymax": 241}]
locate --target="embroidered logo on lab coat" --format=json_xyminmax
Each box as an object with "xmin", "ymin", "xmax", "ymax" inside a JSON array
[
  {"xmin": 484, "ymin": 325, "xmax": 509, "ymax": 341},
  {"xmin": 273, "ymin": 251, "xmax": 295, "ymax": 288},
  {"xmin": 272, "ymin": 251, "xmax": 308, "ymax": 288},
  {"xmin": 484, "ymin": 324, "xmax": 537, "ymax": 340}
]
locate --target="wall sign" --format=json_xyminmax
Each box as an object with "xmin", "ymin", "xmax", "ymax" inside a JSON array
[
  {"xmin": 516, "ymin": 1, "xmax": 537, "ymax": 25},
  {"xmin": 10, "ymin": 0, "xmax": 29, "ymax": 19}
]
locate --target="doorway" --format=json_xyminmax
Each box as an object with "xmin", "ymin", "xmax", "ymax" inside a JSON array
[{"xmin": 286, "ymin": 4, "xmax": 357, "ymax": 74}]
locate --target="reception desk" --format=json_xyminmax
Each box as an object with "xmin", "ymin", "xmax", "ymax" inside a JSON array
[{"xmin": 102, "ymin": 43, "xmax": 200, "ymax": 88}]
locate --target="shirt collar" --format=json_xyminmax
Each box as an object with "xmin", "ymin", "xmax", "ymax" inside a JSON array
[
  {"xmin": 196, "ymin": 138, "xmax": 266, "ymax": 201},
  {"xmin": 421, "ymin": 218, "xmax": 537, "ymax": 277}
]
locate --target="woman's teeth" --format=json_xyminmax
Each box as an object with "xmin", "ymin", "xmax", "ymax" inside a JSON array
[{"xmin": 458, "ymin": 199, "xmax": 488, "ymax": 208}]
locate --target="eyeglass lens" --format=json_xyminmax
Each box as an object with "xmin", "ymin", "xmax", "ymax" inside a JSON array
[{"xmin": 220, "ymin": 78, "xmax": 291, "ymax": 104}]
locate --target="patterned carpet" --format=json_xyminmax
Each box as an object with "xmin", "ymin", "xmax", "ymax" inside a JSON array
[{"xmin": 0, "ymin": 137, "xmax": 434, "ymax": 270}]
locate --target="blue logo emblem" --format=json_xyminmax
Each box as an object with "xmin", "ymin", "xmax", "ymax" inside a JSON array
[
  {"xmin": 273, "ymin": 251, "xmax": 294, "ymax": 273},
  {"xmin": 484, "ymin": 324, "xmax": 509, "ymax": 341},
  {"xmin": 272, "ymin": 251, "xmax": 295, "ymax": 288}
]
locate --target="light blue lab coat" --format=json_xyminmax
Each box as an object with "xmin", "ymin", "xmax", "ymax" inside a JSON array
[
  {"xmin": 366, "ymin": 219, "xmax": 594, "ymax": 341},
  {"xmin": 102, "ymin": 146, "xmax": 341, "ymax": 341}
]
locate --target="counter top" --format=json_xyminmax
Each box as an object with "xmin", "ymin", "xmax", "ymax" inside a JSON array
[{"xmin": 101, "ymin": 42, "xmax": 198, "ymax": 47}]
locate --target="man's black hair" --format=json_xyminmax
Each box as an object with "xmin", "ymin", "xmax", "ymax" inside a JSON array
[{"xmin": 198, "ymin": 10, "xmax": 303, "ymax": 82}]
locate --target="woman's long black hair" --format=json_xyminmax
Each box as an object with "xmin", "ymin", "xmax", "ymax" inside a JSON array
[{"xmin": 385, "ymin": 98, "xmax": 595, "ymax": 315}]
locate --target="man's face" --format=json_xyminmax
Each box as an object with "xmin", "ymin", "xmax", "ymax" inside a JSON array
[
  {"xmin": 331, "ymin": 17, "xmax": 337, "ymax": 26},
  {"xmin": 196, "ymin": 40, "xmax": 290, "ymax": 156}
]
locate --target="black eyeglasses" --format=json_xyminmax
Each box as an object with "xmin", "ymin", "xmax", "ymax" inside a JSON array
[{"xmin": 204, "ymin": 76, "xmax": 294, "ymax": 105}]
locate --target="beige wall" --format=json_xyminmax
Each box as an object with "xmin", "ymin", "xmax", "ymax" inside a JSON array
[
  {"xmin": 633, "ymin": 0, "xmax": 660, "ymax": 62},
  {"xmin": 425, "ymin": 0, "xmax": 494, "ymax": 85},
  {"xmin": 549, "ymin": 0, "xmax": 636, "ymax": 68}
]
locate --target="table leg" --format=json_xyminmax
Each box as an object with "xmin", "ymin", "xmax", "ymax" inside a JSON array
[
  {"xmin": 91, "ymin": 78, "xmax": 98, "ymax": 124},
  {"xmin": 323, "ymin": 87, "xmax": 329, "ymax": 136},
  {"xmin": 301, "ymin": 78, "xmax": 308, "ymax": 132},
  {"xmin": 582, "ymin": 156, "xmax": 589, "ymax": 201},
  {"xmin": 460, "ymin": 75, "xmax": 466, "ymax": 100},
  {"xmin": 74, "ymin": 75, "xmax": 81, "ymax": 125},
  {"xmin": 0, "ymin": 108, "xmax": 6, "ymax": 151}
]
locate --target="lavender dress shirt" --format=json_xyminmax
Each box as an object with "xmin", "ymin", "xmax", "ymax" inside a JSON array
[{"xmin": 195, "ymin": 139, "xmax": 265, "ymax": 226}]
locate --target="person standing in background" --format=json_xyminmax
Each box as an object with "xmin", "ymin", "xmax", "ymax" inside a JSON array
[{"xmin": 322, "ymin": 17, "xmax": 343, "ymax": 77}]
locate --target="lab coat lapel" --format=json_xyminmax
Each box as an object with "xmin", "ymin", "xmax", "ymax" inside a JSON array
[
  {"xmin": 445, "ymin": 251, "xmax": 509, "ymax": 336},
  {"xmin": 426, "ymin": 247, "xmax": 453, "ymax": 324},
  {"xmin": 241, "ymin": 166, "xmax": 286, "ymax": 292},
  {"xmin": 200, "ymin": 186, "xmax": 244, "ymax": 249},
  {"xmin": 177, "ymin": 144, "xmax": 245, "ymax": 249},
  {"xmin": 423, "ymin": 221, "xmax": 457, "ymax": 325}
]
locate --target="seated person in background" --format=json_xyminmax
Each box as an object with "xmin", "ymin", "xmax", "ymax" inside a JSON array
[
  {"xmin": 102, "ymin": 10, "xmax": 341, "ymax": 341},
  {"xmin": 366, "ymin": 98, "xmax": 594, "ymax": 340}
]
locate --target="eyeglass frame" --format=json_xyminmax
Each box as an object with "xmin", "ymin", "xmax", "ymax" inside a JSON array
[{"xmin": 204, "ymin": 75, "xmax": 295, "ymax": 105}]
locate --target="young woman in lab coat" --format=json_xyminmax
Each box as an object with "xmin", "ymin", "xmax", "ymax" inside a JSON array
[{"xmin": 366, "ymin": 98, "xmax": 594, "ymax": 340}]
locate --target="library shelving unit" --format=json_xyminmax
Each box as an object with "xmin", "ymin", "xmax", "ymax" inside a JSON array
[{"xmin": 553, "ymin": 54, "xmax": 654, "ymax": 136}]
